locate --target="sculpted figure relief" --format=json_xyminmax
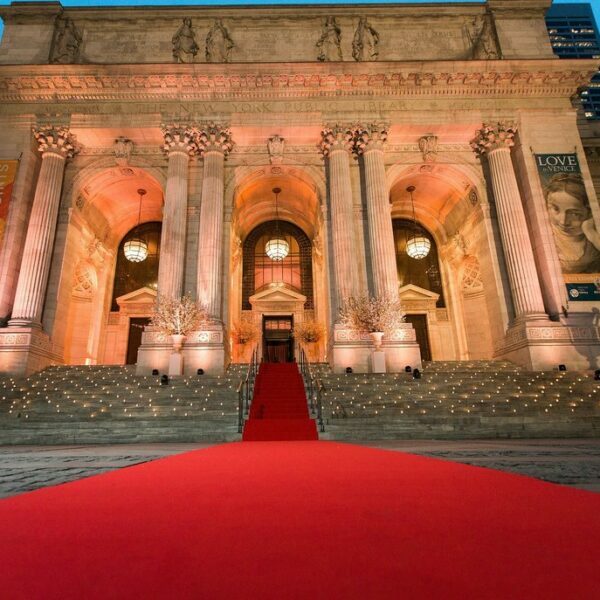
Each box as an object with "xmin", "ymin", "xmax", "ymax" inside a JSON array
[
  {"xmin": 206, "ymin": 19, "xmax": 234, "ymax": 63},
  {"xmin": 49, "ymin": 14, "xmax": 82, "ymax": 64},
  {"xmin": 172, "ymin": 18, "xmax": 199, "ymax": 63},
  {"xmin": 464, "ymin": 14, "xmax": 500, "ymax": 60},
  {"xmin": 352, "ymin": 17, "xmax": 379, "ymax": 62},
  {"xmin": 316, "ymin": 17, "xmax": 342, "ymax": 62}
]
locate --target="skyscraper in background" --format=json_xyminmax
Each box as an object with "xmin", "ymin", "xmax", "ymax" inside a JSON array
[{"xmin": 545, "ymin": 2, "xmax": 600, "ymax": 119}]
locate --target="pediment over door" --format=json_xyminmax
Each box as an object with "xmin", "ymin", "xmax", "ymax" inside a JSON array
[
  {"xmin": 249, "ymin": 285, "xmax": 307, "ymax": 313},
  {"xmin": 116, "ymin": 286, "xmax": 157, "ymax": 315},
  {"xmin": 399, "ymin": 284, "xmax": 439, "ymax": 312}
]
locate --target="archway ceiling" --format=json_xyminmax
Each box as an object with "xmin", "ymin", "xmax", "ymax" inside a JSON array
[
  {"xmin": 390, "ymin": 170, "xmax": 471, "ymax": 238},
  {"xmin": 235, "ymin": 174, "xmax": 319, "ymax": 240},
  {"xmin": 80, "ymin": 168, "xmax": 163, "ymax": 243}
]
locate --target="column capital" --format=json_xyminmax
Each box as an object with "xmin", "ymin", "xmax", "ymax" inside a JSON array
[
  {"xmin": 471, "ymin": 122, "xmax": 517, "ymax": 156},
  {"xmin": 196, "ymin": 122, "xmax": 234, "ymax": 157},
  {"xmin": 161, "ymin": 124, "xmax": 198, "ymax": 156},
  {"xmin": 353, "ymin": 123, "xmax": 389, "ymax": 155},
  {"xmin": 319, "ymin": 124, "xmax": 354, "ymax": 158},
  {"xmin": 33, "ymin": 126, "xmax": 78, "ymax": 160}
]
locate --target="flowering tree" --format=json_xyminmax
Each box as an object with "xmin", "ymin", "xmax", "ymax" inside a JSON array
[
  {"xmin": 339, "ymin": 294, "xmax": 404, "ymax": 333},
  {"xmin": 293, "ymin": 319, "xmax": 325, "ymax": 344},
  {"xmin": 150, "ymin": 294, "xmax": 207, "ymax": 337},
  {"xmin": 232, "ymin": 320, "xmax": 259, "ymax": 345}
]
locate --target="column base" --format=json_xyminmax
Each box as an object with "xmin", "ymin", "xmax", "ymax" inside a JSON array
[
  {"xmin": 330, "ymin": 324, "xmax": 422, "ymax": 374},
  {"xmin": 0, "ymin": 326, "xmax": 62, "ymax": 375},
  {"xmin": 495, "ymin": 317, "xmax": 600, "ymax": 370},
  {"xmin": 136, "ymin": 325, "xmax": 226, "ymax": 376}
]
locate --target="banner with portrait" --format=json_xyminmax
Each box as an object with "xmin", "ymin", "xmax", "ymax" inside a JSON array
[
  {"xmin": 0, "ymin": 160, "xmax": 19, "ymax": 251},
  {"xmin": 535, "ymin": 153, "xmax": 600, "ymax": 276}
]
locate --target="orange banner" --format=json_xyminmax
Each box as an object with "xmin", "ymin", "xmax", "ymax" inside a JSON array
[{"xmin": 0, "ymin": 160, "xmax": 18, "ymax": 250}]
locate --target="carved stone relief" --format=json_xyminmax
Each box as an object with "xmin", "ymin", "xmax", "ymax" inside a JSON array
[
  {"xmin": 418, "ymin": 134, "xmax": 438, "ymax": 163},
  {"xmin": 205, "ymin": 19, "xmax": 234, "ymax": 63},
  {"xmin": 267, "ymin": 135, "xmax": 285, "ymax": 164},
  {"xmin": 316, "ymin": 17, "xmax": 342, "ymax": 62},
  {"xmin": 352, "ymin": 17, "xmax": 379, "ymax": 62},
  {"xmin": 114, "ymin": 137, "xmax": 133, "ymax": 166},
  {"xmin": 463, "ymin": 13, "xmax": 501, "ymax": 60},
  {"xmin": 172, "ymin": 18, "xmax": 199, "ymax": 63},
  {"xmin": 49, "ymin": 14, "xmax": 82, "ymax": 64}
]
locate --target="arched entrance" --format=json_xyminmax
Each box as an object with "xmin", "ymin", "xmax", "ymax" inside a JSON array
[
  {"xmin": 229, "ymin": 167, "xmax": 328, "ymax": 363},
  {"xmin": 389, "ymin": 163, "xmax": 497, "ymax": 361},
  {"xmin": 53, "ymin": 163, "xmax": 164, "ymax": 366}
]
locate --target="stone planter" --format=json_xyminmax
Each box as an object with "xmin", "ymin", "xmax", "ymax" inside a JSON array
[
  {"xmin": 171, "ymin": 334, "xmax": 187, "ymax": 353},
  {"xmin": 369, "ymin": 331, "xmax": 384, "ymax": 350}
]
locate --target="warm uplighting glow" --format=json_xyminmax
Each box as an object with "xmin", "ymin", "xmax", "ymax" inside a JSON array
[
  {"xmin": 406, "ymin": 236, "xmax": 431, "ymax": 260},
  {"xmin": 265, "ymin": 238, "xmax": 289, "ymax": 261},
  {"xmin": 123, "ymin": 237, "xmax": 148, "ymax": 263}
]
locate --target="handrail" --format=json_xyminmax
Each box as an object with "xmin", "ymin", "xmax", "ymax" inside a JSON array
[
  {"xmin": 315, "ymin": 378, "xmax": 325, "ymax": 433},
  {"xmin": 237, "ymin": 343, "xmax": 259, "ymax": 434},
  {"xmin": 299, "ymin": 345, "xmax": 324, "ymax": 431}
]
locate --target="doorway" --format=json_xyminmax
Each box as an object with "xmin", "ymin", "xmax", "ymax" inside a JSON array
[
  {"xmin": 404, "ymin": 314, "xmax": 431, "ymax": 362},
  {"xmin": 263, "ymin": 316, "xmax": 294, "ymax": 363},
  {"xmin": 126, "ymin": 317, "xmax": 150, "ymax": 365}
]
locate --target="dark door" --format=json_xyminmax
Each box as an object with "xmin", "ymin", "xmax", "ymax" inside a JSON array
[
  {"xmin": 263, "ymin": 316, "xmax": 294, "ymax": 363},
  {"xmin": 404, "ymin": 314, "xmax": 431, "ymax": 362},
  {"xmin": 126, "ymin": 317, "xmax": 150, "ymax": 365}
]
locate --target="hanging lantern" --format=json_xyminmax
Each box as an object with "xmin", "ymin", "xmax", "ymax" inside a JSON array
[
  {"xmin": 406, "ymin": 185, "xmax": 431, "ymax": 260},
  {"xmin": 124, "ymin": 188, "xmax": 148, "ymax": 263},
  {"xmin": 406, "ymin": 235, "xmax": 431, "ymax": 260},
  {"xmin": 265, "ymin": 187, "xmax": 289, "ymax": 261},
  {"xmin": 265, "ymin": 238, "xmax": 289, "ymax": 261},
  {"xmin": 123, "ymin": 237, "xmax": 148, "ymax": 263}
]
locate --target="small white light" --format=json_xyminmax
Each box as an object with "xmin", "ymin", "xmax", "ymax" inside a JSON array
[
  {"xmin": 265, "ymin": 238, "xmax": 289, "ymax": 261},
  {"xmin": 124, "ymin": 237, "xmax": 148, "ymax": 262},
  {"xmin": 406, "ymin": 235, "xmax": 431, "ymax": 260}
]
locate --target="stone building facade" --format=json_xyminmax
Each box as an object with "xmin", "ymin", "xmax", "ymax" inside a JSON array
[{"xmin": 0, "ymin": 0, "xmax": 599, "ymax": 375}]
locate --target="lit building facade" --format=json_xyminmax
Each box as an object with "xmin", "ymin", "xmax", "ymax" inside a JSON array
[{"xmin": 0, "ymin": 0, "xmax": 599, "ymax": 376}]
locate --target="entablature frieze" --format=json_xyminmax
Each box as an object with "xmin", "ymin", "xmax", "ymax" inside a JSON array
[{"xmin": 0, "ymin": 60, "xmax": 595, "ymax": 104}]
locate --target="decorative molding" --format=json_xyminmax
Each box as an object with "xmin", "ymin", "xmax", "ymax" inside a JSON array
[
  {"xmin": 0, "ymin": 64, "xmax": 594, "ymax": 103},
  {"xmin": 114, "ymin": 136, "xmax": 134, "ymax": 166},
  {"xmin": 471, "ymin": 121, "xmax": 517, "ymax": 155},
  {"xmin": 319, "ymin": 124, "xmax": 353, "ymax": 157},
  {"xmin": 161, "ymin": 124, "xmax": 198, "ymax": 156},
  {"xmin": 418, "ymin": 134, "xmax": 438, "ymax": 162},
  {"xmin": 33, "ymin": 125, "xmax": 78, "ymax": 159},
  {"xmin": 267, "ymin": 134, "xmax": 285, "ymax": 164},
  {"xmin": 196, "ymin": 122, "xmax": 234, "ymax": 156}
]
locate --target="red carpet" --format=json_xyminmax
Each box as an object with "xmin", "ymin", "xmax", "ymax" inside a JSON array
[
  {"xmin": 1, "ymin": 442, "xmax": 599, "ymax": 599},
  {"xmin": 242, "ymin": 362, "xmax": 318, "ymax": 441}
]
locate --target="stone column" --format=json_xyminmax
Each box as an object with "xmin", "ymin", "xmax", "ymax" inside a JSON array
[
  {"xmin": 157, "ymin": 125, "xmax": 197, "ymax": 300},
  {"xmin": 319, "ymin": 125, "xmax": 359, "ymax": 305},
  {"xmin": 196, "ymin": 124, "xmax": 234, "ymax": 320},
  {"xmin": 9, "ymin": 126, "xmax": 77, "ymax": 327},
  {"xmin": 354, "ymin": 123, "xmax": 398, "ymax": 298},
  {"xmin": 472, "ymin": 123, "xmax": 546, "ymax": 319}
]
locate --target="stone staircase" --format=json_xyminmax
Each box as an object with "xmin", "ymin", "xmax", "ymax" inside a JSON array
[
  {"xmin": 0, "ymin": 365, "xmax": 242, "ymax": 444},
  {"xmin": 318, "ymin": 361, "xmax": 600, "ymax": 440},
  {"xmin": 2, "ymin": 360, "xmax": 600, "ymax": 444}
]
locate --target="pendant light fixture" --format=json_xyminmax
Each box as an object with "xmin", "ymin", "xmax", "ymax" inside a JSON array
[
  {"xmin": 123, "ymin": 188, "xmax": 149, "ymax": 263},
  {"xmin": 265, "ymin": 187, "xmax": 289, "ymax": 261},
  {"xmin": 405, "ymin": 185, "xmax": 431, "ymax": 260}
]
